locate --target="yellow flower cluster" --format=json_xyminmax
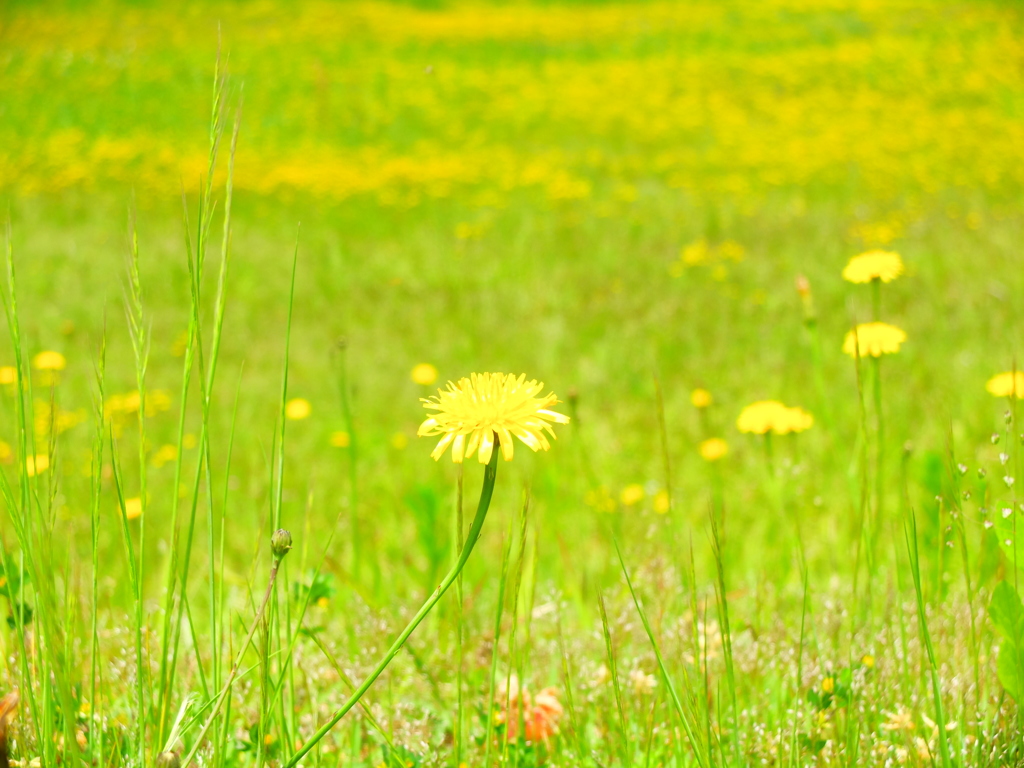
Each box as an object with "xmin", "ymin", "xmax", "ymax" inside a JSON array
[
  {"xmin": 737, "ymin": 401, "xmax": 813, "ymax": 435},
  {"xmin": 843, "ymin": 323, "xmax": 907, "ymax": 358},
  {"xmin": 842, "ymin": 251, "xmax": 904, "ymax": 284},
  {"xmin": 3, "ymin": 2, "xmax": 1024, "ymax": 205}
]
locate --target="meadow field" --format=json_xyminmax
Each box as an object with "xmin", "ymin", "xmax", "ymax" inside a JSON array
[{"xmin": 2, "ymin": 0, "xmax": 1024, "ymax": 765}]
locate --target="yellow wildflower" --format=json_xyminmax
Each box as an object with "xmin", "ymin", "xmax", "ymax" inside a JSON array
[
  {"xmin": 842, "ymin": 250, "xmax": 904, "ymax": 283},
  {"xmin": 737, "ymin": 401, "xmax": 814, "ymax": 435},
  {"xmin": 699, "ymin": 437, "xmax": 729, "ymax": 461},
  {"xmin": 620, "ymin": 484, "xmax": 644, "ymax": 506},
  {"xmin": 285, "ymin": 398, "xmax": 311, "ymax": 420},
  {"xmin": 821, "ymin": 676, "xmax": 835, "ymax": 694},
  {"xmin": 987, "ymin": 371, "xmax": 1024, "ymax": 398},
  {"xmin": 26, "ymin": 454, "xmax": 49, "ymax": 477},
  {"xmin": 690, "ymin": 388, "xmax": 712, "ymax": 408},
  {"xmin": 861, "ymin": 654, "xmax": 875, "ymax": 669},
  {"xmin": 0, "ymin": 366, "xmax": 17, "ymax": 385},
  {"xmin": 32, "ymin": 350, "xmax": 66, "ymax": 371},
  {"xmin": 843, "ymin": 322, "xmax": 907, "ymax": 358},
  {"xmin": 123, "ymin": 497, "xmax": 143, "ymax": 520},
  {"xmin": 418, "ymin": 373, "xmax": 569, "ymax": 463},
  {"xmin": 411, "ymin": 363, "xmax": 439, "ymax": 385},
  {"xmin": 0, "ymin": 441, "xmax": 10, "ymax": 462},
  {"xmin": 330, "ymin": 430, "xmax": 351, "ymax": 448},
  {"xmin": 653, "ymin": 490, "xmax": 670, "ymax": 514}
]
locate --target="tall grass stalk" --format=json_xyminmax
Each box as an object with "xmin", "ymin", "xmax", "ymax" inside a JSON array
[
  {"xmin": 903, "ymin": 511, "xmax": 953, "ymax": 768},
  {"xmin": 615, "ymin": 540, "xmax": 711, "ymax": 768},
  {"xmin": 597, "ymin": 589, "xmax": 629, "ymax": 765}
]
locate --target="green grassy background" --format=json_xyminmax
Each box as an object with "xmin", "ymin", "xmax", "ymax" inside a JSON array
[{"xmin": 2, "ymin": 0, "xmax": 1024, "ymax": 765}]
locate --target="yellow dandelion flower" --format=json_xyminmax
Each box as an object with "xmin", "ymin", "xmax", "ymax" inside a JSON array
[
  {"xmin": 737, "ymin": 401, "xmax": 814, "ymax": 435},
  {"xmin": 0, "ymin": 366, "xmax": 17, "ymax": 385},
  {"xmin": 0, "ymin": 441, "xmax": 10, "ymax": 462},
  {"xmin": 843, "ymin": 322, "xmax": 907, "ymax": 358},
  {"xmin": 821, "ymin": 676, "xmax": 835, "ymax": 694},
  {"xmin": 418, "ymin": 372, "xmax": 569, "ymax": 464},
  {"xmin": 653, "ymin": 490, "xmax": 670, "ymax": 514},
  {"xmin": 691, "ymin": 388, "xmax": 712, "ymax": 408},
  {"xmin": 123, "ymin": 497, "xmax": 143, "ymax": 520},
  {"xmin": 32, "ymin": 350, "xmax": 66, "ymax": 371},
  {"xmin": 842, "ymin": 250, "xmax": 904, "ymax": 283},
  {"xmin": 987, "ymin": 371, "xmax": 1024, "ymax": 398},
  {"xmin": 780, "ymin": 406, "xmax": 814, "ymax": 433},
  {"xmin": 330, "ymin": 430, "xmax": 351, "ymax": 448},
  {"xmin": 620, "ymin": 484, "xmax": 645, "ymax": 506},
  {"xmin": 285, "ymin": 398, "xmax": 311, "ymax": 420},
  {"xmin": 26, "ymin": 454, "xmax": 49, "ymax": 477},
  {"xmin": 411, "ymin": 363, "xmax": 439, "ymax": 385},
  {"xmin": 700, "ymin": 437, "xmax": 729, "ymax": 461},
  {"xmin": 861, "ymin": 654, "xmax": 875, "ymax": 669}
]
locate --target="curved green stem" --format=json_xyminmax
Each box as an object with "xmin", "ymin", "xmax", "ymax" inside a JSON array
[{"xmin": 283, "ymin": 448, "xmax": 499, "ymax": 768}]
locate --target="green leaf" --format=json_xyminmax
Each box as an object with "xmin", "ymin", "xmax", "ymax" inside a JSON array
[
  {"xmin": 989, "ymin": 581, "xmax": 1024, "ymax": 642},
  {"xmin": 989, "ymin": 581, "xmax": 1024, "ymax": 701}
]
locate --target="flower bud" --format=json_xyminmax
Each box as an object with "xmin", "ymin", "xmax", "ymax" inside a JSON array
[
  {"xmin": 271, "ymin": 529, "xmax": 293, "ymax": 560},
  {"xmin": 155, "ymin": 752, "xmax": 181, "ymax": 768}
]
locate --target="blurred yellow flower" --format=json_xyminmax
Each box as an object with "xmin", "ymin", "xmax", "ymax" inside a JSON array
[
  {"xmin": 620, "ymin": 484, "xmax": 644, "ymax": 506},
  {"xmin": 861, "ymin": 654, "xmax": 875, "ymax": 669},
  {"xmin": 0, "ymin": 366, "xmax": 17, "ymax": 385},
  {"xmin": 0, "ymin": 441, "xmax": 11, "ymax": 462},
  {"xmin": 691, "ymin": 388, "xmax": 712, "ymax": 408},
  {"xmin": 653, "ymin": 490, "xmax": 670, "ymax": 514},
  {"xmin": 419, "ymin": 372, "xmax": 569, "ymax": 463},
  {"xmin": 26, "ymin": 454, "xmax": 49, "ymax": 477},
  {"xmin": 737, "ymin": 401, "xmax": 813, "ymax": 435},
  {"xmin": 987, "ymin": 371, "xmax": 1024, "ymax": 398},
  {"xmin": 843, "ymin": 322, "xmax": 907, "ymax": 358},
  {"xmin": 842, "ymin": 250, "xmax": 904, "ymax": 283},
  {"xmin": 821, "ymin": 676, "xmax": 835, "ymax": 694},
  {"xmin": 285, "ymin": 398, "xmax": 312, "ymax": 420},
  {"xmin": 32, "ymin": 350, "xmax": 66, "ymax": 371},
  {"xmin": 391, "ymin": 432, "xmax": 409, "ymax": 450},
  {"xmin": 330, "ymin": 430, "xmax": 351, "ymax": 448},
  {"xmin": 699, "ymin": 437, "xmax": 729, "ymax": 461},
  {"xmin": 123, "ymin": 497, "xmax": 143, "ymax": 520},
  {"xmin": 151, "ymin": 444, "xmax": 178, "ymax": 468},
  {"xmin": 411, "ymin": 363, "xmax": 439, "ymax": 385}
]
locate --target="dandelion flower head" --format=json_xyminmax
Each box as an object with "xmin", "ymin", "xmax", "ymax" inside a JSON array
[
  {"xmin": 285, "ymin": 398, "xmax": 311, "ymax": 420},
  {"xmin": 843, "ymin": 322, "xmax": 907, "ymax": 358},
  {"xmin": 842, "ymin": 250, "xmax": 904, "ymax": 283},
  {"xmin": 411, "ymin": 363, "xmax": 439, "ymax": 385},
  {"xmin": 418, "ymin": 372, "xmax": 569, "ymax": 463},
  {"xmin": 691, "ymin": 388, "xmax": 712, "ymax": 408},
  {"xmin": 32, "ymin": 351, "xmax": 66, "ymax": 371},
  {"xmin": 0, "ymin": 366, "xmax": 17, "ymax": 385},
  {"xmin": 737, "ymin": 401, "xmax": 814, "ymax": 435},
  {"xmin": 987, "ymin": 371, "xmax": 1024, "ymax": 398},
  {"xmin": 699, "ymin": 437, "xmax": 729, "ymax": 461},
  {"xmin": 620, "ymin": 484, "xmax": 644, "ymax": 506}
]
